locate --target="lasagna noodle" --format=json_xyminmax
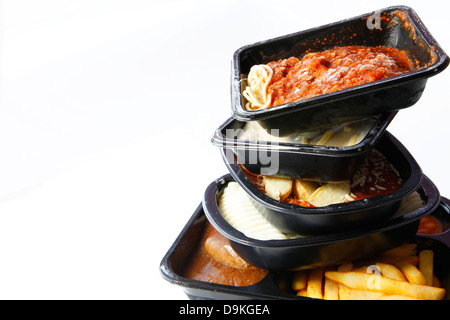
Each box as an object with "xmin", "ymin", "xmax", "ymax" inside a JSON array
[
  {"xmin": 218, "ymin": 182, "xmax": 288, "ymax": 240},
  {"xmin": 242, "ymin": 65, "xmax": 273, "ymax": 110},
  {"xmin": 219, "ymin": 183, "xmax": 423, "ymax": 241}
]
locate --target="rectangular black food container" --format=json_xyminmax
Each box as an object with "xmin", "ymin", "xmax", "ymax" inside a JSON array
[
  {"xmin": 231, "ymin": 5, "xmax": 449, "ymax": 134},
  {"xmin": 220, "ymin": 131, "xmax": 423, "ymax": 235},
  {"xmin": 212, "ymin": 112, "xmax": 396, "ymax": 182},
  {"xmin": 160, "ymin": 196, "xmax": 449, "ymax": 300},
  {"xmin": 203, "ymin": 174, "xmax": 439, "ymax": 271}
]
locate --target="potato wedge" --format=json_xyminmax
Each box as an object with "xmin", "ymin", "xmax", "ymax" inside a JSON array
[
  {"xmin": 309, "ymin": 181, "xmax": 351, "ymax": 207},
  {"xmin": 262, "ymin": 176, "xmax": 293, "ymax": 201},
  {"xmin": 292, "ymin": 179, "xmax": 319, "ymax": 201},
  {"xmin": 325, "ymin": 271, "xmax": 445, "ymax": 300}
]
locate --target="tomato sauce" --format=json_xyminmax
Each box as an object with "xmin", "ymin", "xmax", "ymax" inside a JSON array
[
  {"xmin": 241, "ymin": 148, "xmax": 402, "ymax": 207},
  {"xmin": 417, "ymin": 216, "xmax": 443, "ymax": 235},
  {"xmin": 266, "ymin": 45, "xmax": 415, "ymax": 107},
  {"xmin": 349, "ymin": 149, "xmax": 402, "ymax": 201}
]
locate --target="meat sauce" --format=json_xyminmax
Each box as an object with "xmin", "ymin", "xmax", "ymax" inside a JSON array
[
  {"xmin": 266, "ymin": 45, "xmax": 415, "ymax": 107},
  {"xmin": 242, "ymin": 148, "xmax": 402, "ymax": 207},
  {"xmin": 417, "ymin": 216, "xmax": 443, "ymax": 235},
  {"xmin": 183, "ymin": 222, "xmax": 268, "ymax": 286},
  {"xmin": 348, "ymin": 148, "xmax": 403, "ymax": 201}
]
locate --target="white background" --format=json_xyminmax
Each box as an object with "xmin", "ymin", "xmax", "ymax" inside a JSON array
[{"xmin": 0, "ymin": 0, "xmax": 448, "ymax": 299}]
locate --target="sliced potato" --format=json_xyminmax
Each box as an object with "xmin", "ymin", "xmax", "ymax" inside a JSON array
[
  {"xmin": 309, "ymin": 181, "xmax": 351, "ymax": 207},
  {"xmin": 292, "ymin": 179, "xmax": 319, "ymax": 201},
  {"xmin": 262, "ymin": 176, "xmax": 293, "ymax": 201}
]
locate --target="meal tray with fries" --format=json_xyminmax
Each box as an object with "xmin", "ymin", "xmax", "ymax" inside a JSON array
[
  {"xmin": 160, "ymin": 195, "xmax": 450, "ymax": 300},
  {"xmin": 160, "ymin": 6, "xmax": 449, "ymax": 300},
  {"xmin": 215, "ymin": 131, "xmax": 423, "ymax": 236}
]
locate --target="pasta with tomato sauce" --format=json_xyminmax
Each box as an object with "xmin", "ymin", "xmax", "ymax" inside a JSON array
[{"xmin": 243, "ymin": 45, "xmax": 415, "ymax": 110}]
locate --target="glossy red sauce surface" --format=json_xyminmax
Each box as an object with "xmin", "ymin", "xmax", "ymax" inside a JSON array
[
  {"xmin": 417, "ymin": 216, "xmax": 443, "ymax": 235},
  {"xmin": 266, "ymin": 45, "xmax": 415, "ymax": 107}
]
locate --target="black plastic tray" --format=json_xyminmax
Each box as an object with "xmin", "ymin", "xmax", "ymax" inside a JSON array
[
  {"xmin": 220, "ymin": 131, "xmax": 422, "ymax": 235},
  {"xmin": 160, "ymin": 197, "xmax": 449, "ymax": 300},
  {"xmin": 231, "ymin": 6, "xmax": 449, "ymax": 134},
  {"xmin": 204, "ymin": 174, "xmax": 439, "ymax": 271},
  {"xmin": 212, "ymin": 112, "xmax": 396, "ymax": 181}
]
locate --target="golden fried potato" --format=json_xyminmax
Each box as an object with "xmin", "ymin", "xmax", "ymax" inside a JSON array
[
  {"xmin": 419, "ymin": 250, "xmax": 434, "ymax": 286},
  {"xmin": 324, "ymin": 271, "xmax": 445, "ymax": 300},
  {"xmin": 306, "ymin": 267, "xmax": 324, "ymax": 299}
]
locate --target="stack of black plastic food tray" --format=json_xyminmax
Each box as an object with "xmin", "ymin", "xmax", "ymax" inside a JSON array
[{"xmin": 160, "ymin": 6, "xmax": 450, "ymax": 300}]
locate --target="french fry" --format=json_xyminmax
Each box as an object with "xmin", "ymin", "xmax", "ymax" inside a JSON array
[
  {"xmin": 379, "ymin": 243, "xmax": 417, "ymax": 258},
  {"xmin": 323, "ymin": 277, "xmax": 339, "ymax": 300},
  {"xmin": 336, "ymin": 262, "xmax": 353, "ymax": 300},
  {"xmin": 306, "ymin": 267, "xmax": 324, "ymax": 299},
  {"xmin": 419, "ymin": 250, "xmax": 434, "ymax": 286},
  {"xmin": 292, "ymin": 270, "xmax": 308, "ymax": 291},
  {"xmin": 338, "ymin": 286, "xmax": 384, "ymax": 300},
  {"xmin": 376, "ymin": 263, "xmax": 407, "ymax": 282},
  {"xmin": 324, "ymin": 271, "xmax": 445, "ymax": 300},
  {"xmin": 292, "ymin": 247, "xmax": 444, "ymax": 300},
  {"xmin": 395, "ymin": 261, "xmax": 427, "ymax": 285},
  {"xmin": 378, "ymin": 294, "xmax": 418, "ymax": 300},
  {"xmin": 323, "ymin": 266, "xmax": 339, "ymax": 300}
]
